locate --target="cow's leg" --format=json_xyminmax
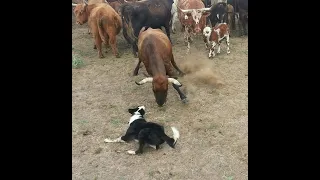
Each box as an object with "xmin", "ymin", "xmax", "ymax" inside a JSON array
[
  {"xmin": 242, "ymin": 19, "xmax": 247, "ymax": 35},
  {"xmin": 184, "ymin": 27, "xmax": 191, "ymax": 54},
  {"xmin": 164, "ymin": 22, "xmax": 172, "ymax": 44},
  {"xmin": 203, "ymin": 36, "xmax": 209, "ymax": 50},
  {"xmin": 108, "ymin": 33, "xmax": 120, "ymax": 58},
  {"xmin": 122, "ymin": 28, "xmax": 133, "ymax": 46},
  {"xmin": 132, "ymin": 42, "xmax": 138, "ymax": 58},
  {"xmin": 172, "ymin": 84, "xmax": 188, "ymax": 103},
  {"xmin": 209, "ymin": 41, "xmax": 216, "ymax": 58},
  {"xmin": 94, "ymin": 35, "xmax": 104, "ymax": 58},
  {"xmin": 217, "ymin": 42, "xmax": 221, "ymax": 54},
  {"xmin": 104, "ymin": 33, "xmax": 110, "ymax": 53},
  {"xmin": 172, "ymin": 13, "xmax": 178, "ymax": 34},
  {"xmin": 93, "ymin": 44, "xmax": 97, "ymax": 49},
  {"xmin": 226, "ymin": 34, "xmax": 230, "ymax": 54},
  {"xmin": 184, "ymin": 27, "xmax": 189, "ymax": 45},
  {"xmin": 133, "ymin": 59, "xmax": 142, "ymax": 76}
]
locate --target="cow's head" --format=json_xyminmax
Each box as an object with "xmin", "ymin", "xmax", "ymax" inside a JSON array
[
  {"xmin": 135, "ymin": 76, "xmax": 182, "ymax": 106},
  {"xmin": 214, "ymin": 3, "xmax": 227, "ymax": 23},
  {"xmin": 179, "ymin": 7, "xmax": 211, "ymax": 33},
  {"xmin": 203, "ymin": 26, "xmax": 212, "ymax": 38},
  {"xmin": 73, "ymin": 0, "xmax": 89, "ymax": 25}
]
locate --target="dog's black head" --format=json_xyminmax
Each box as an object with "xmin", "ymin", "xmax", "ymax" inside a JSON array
[{"xmin": 128, "ymin": 106, "xmax": 145, "ymax": 116}]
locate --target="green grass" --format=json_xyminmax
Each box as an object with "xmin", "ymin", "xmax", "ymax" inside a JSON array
[{"xmin": 72, "ymin": 53, "xmax": 84, "ymax": 69}]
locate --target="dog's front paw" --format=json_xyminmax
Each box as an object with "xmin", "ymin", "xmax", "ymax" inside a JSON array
[
  {"xmin": 127, "ymin": 150, "xmax": 136, "ymax": 155},
  {"xmin": 104, "ymin": 138, "xmax": 114, "ymax": 143}
]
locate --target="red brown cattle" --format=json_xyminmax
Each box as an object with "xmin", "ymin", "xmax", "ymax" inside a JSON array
[
  {"xmin": 203, "ymin": 23, "xmax": 230, "ymax": 58},
  {"xmin": 72, "ymin": 0, "xmax": 109, "ymax": 34},
  {"xmin": 73, "ymin": 1, "xmax": 122, "ymax": 58},
  {"xmin": 133, "ymin": 27, "xmax": 187, "ymax": 106},
  {"xmin": 177, "ymin": 0, "xmax": 212, "ymax": 53}
]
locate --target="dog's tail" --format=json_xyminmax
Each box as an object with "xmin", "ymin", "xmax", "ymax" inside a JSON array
[{"xmin": 161, "ymin": 127, "xmax": 180, "ymax": 148}]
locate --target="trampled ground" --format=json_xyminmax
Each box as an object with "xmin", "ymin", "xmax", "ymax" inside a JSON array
[{"xmin": 72, "ymin": 15, "xmax": 248, "ymax": 180}]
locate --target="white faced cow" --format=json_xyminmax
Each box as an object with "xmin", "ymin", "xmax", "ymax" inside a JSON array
[
  {"xmin": 203, "ymin": 23, "xmax": 230, "ymax": 58},
  {"xmin": 177, "ymin": 0, "xmax": 212, "ymax": 53}
]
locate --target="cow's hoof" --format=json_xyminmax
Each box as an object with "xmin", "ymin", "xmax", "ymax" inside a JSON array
[
  {"xmin": 127, "ymin": 150, "xmax": 136, "ymax": 155},
  {"xmin": 99, "ymin": 55, "xmax": 105, "ymax": 59},
  {"xmin": 93, "ymin": 45, "xmax": 97, "ymax": 49},
  {"xmin": 182, "ymin": 98, "xmax": 188, "ymax": 104},
  {"xmin": 115, "ymin": 54, "xmax": 120, "ymax": 58}
]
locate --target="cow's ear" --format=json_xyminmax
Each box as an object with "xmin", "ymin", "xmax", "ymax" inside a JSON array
[{"xmin": 202, "ymin": 12, "xmax": 211, "ymax": 17}]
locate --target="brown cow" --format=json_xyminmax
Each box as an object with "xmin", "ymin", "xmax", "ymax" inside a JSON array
[
  {"xmin": 72, "ymin": 0, "xmax": 109, "ymax": 34},
  {"xmin": 177, "ymin": 0, "xmax": 212, "ymax": 53},
  {"xmin": 73, "ymin": 1, "xmax": 122, "ymax": 58},
  {"xmin": 203, "ymin": 23, "xmax": 230, "ymax": 58},
  {"xmin": 133, "ymin": 27, "xmax": 187, "ymax": 106}
]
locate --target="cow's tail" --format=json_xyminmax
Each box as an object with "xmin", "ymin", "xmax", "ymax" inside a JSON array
[
  {"xmin": 160, "ymin": 127, "xmax": 180, "ymax": 148},
  {"xmin": 98, "ymin": 17, "xmax": 108, "ymax": 43}
]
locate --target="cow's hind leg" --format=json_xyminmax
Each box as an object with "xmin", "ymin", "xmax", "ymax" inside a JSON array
[
  {"xmin": 104, "ymin": 33, "xmax": 110, "ymax": 53},
  {"xmin": 94, "ymin": 35, "xmax": 104, "ymax": 58},
  {"xmin": 164, "ymin": 22, "xmax": 172, "ymax": 44},
  {"xmin": 226, "ymin": 34, "xmax": 230, "ymax": 54},
  {"xmin": 217, "ymin": 42, "xmax": 221, "ymax": 54},
  {"xmin": 108, "ymin": 32, "xmax": 120, "ymax": 58}
]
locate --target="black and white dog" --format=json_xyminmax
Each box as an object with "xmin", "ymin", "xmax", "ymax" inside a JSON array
[{"xmin": 104, "ymin": 106, "xmax": 180, "ymax": 155}]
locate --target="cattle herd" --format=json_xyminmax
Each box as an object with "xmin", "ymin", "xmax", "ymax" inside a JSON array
[{"xmin": 72, "ymin": 0, "xmax": 248, "ymax": 106}]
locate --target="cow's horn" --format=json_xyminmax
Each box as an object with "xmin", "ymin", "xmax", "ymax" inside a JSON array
[
  {"xmin": 72, "ymin": 3, "xmax": 77, "ymax": 6},
  {"xmin": 135, "ymin": 77, "xmax": 153, "ymax": 85},
  {"xmin": 199, "ymin": 7, "xmax": 212, "ymax": 12},
  {"xmin": 168, "ymin": 78, "xmax": 182, "ymax": 86},
  {"xmin": 83, "ymin": 0, "xmax": 88, "ymax": 5}
]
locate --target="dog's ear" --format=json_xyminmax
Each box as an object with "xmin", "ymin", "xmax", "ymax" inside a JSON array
[
  {"xmin": 128, "ymin": 107, "xmax": 138, "ymax": 114},
  {"xmin": 138, "ymin": 108, "xmax": 145, "ymax": 116}
]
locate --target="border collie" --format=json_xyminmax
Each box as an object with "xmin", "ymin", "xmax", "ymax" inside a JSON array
[{"xmin": 104, "ymin": 105, "xmax": 180, "ymax": 155}]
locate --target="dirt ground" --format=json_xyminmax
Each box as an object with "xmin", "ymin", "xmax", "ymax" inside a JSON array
[{"xmin": 72, "ymin": 14, "xmax": 248, "ymax": 180}]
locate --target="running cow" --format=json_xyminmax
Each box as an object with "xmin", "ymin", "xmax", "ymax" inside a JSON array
[{"xmin": 133, "ymin": 27, "xmax": 187, "ymax": 106}]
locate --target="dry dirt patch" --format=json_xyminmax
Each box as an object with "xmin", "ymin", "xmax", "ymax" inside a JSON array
[{"xmin": 72, "ymin": 17, "xmax": 247, "ymax": 180}]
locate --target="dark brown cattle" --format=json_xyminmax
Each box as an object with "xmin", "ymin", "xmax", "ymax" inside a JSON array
[
  {"xmin": 133, "ymin": 27, "xmax": 187, "ymax": 106},
  {"xmin": 203, "ymin": 23, "xmax": 230, "ymax": 58},
  {"xmin": 177, "ymin": 0, "xmax": 211, "ymax": 53},
  {"xmin": 73, "ymin": 1, "xmax": 122, "ymax": 58}
]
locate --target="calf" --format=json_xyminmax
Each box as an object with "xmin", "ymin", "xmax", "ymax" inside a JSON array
[
  {"xmin": 133, "ymin": 27, "xmax": 187, "ymax": 106},
  {"xmin": 73, "ymin": 1, "xmax": 122, "ymax": 58},
  {"xmin": 203, "ymin": 23, "xmax": 230, "ymax": 58}
]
